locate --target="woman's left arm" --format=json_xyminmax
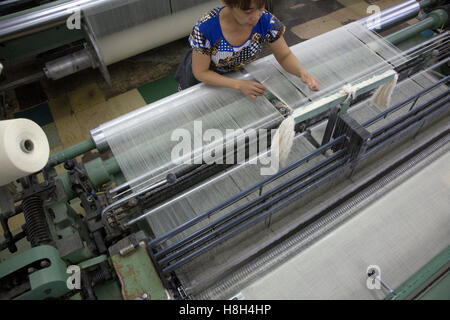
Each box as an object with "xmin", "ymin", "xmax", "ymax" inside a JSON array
[{"xmin": 269, "ymin": 36, "xmax": 320, "ymax": 91}]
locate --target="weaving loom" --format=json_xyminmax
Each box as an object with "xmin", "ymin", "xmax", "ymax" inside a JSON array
[
  {"xmin": 0, "ymin": 0, "xmax": 449, "ymax": 300},
  {"xmin": 92, "ymin": 20, "xmax": 448, "ymax": 298}
]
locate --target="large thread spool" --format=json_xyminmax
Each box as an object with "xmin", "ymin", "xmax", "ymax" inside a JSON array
[{"xmin": 22, "ymin": 196, "xmax": 52, "ymax": 247}]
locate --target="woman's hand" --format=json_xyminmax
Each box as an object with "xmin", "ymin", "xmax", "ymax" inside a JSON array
[
  {"xmin": 236, "ymin": 80, "xmax": 267, "ymax": 99},
  {"xmin": 301, "ymin": 72, "xmax": 320, "ymax": 91}
]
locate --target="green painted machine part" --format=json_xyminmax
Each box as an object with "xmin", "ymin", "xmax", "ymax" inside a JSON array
[
  {"xmin": 419, "ymin": 0, "xmax": 439, "ymax": 9},
  {"xmin": 78, "ymin": 254, "xmax": 108, "ymax": 270},
  {"xmin": 55, "ymin": 156, "xmax": 120, "ymax": 200},
  {"xmin": 107, "ymin": 232, "xmax": 167, "ymax": 300},
  {"xmin": 419, "ymin": 273, "xmax": 450, "ymax": 300},
  {"xmin": 111, "ymin": 245, "xmax": 167, "ymax": 300},
  {"xmin": 47, "ymin": 138, "xmax": 97, "ymax": 167},
  {"xmin": 92, "ymin": 279, "xmax": 123, "ymax": 300},
  {"xmin": 0, "ymin": 245, "xmax": 70, "ymax": 300},
  {"xmin": 48, "ymin": 201, "xmax": 95, "ymax": 264},
  {"xmin": 386, "ymin": 9, "xmax": 448, "ymax": 46},
  {"xmin": 385, "ymin": 246, "xmax": 450, "ymax": 300}
]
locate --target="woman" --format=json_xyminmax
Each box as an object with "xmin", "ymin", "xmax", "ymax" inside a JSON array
[{"xmin": 175, "ymin": 0, "xmax": 319, "ymax": 99}]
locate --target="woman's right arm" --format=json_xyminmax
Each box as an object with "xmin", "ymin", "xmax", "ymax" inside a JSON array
[{"xmin": 192, "ymin": 50, "xmax": 266, "ymax": 99}]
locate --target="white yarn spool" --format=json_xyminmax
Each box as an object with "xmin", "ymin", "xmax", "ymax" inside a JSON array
[{"xmin": 0, "ymin": 119, "xmax": 50, "ymax": 186}]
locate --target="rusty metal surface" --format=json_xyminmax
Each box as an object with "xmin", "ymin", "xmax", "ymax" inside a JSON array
[{"xmin": 111, "ymin": 243, "xmax": 167, "ymax": 300}]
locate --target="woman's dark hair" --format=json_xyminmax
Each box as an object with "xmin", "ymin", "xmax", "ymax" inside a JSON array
[{"xmin": 223, "ymin": 0, "xmax": 267, "ymax": 10}]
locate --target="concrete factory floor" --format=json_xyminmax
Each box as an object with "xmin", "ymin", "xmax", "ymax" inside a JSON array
[{"xmin": 0, "ymin": 0, "xmax": 421, "ymax": 236}]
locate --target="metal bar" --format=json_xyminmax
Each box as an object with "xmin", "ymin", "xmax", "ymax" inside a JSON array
[
  {"xmin": 0, "ymin": 71, "xmax": 45, "ymax": 92},
  {"xmin": 364, "ymin": 103, "xmax": 450, "ymax": 158},
  {"xmin": 162, "ymin": 160, "xmax": 352, "ymax": 274},
  {"xmin": 0, "ymin": 0, "xmax": 97, "ymax": 42},
  {"xmin": 401, "ymin": 31, "xmax": 449, "ymax": 57},
  {"xmin": 154, "ymin": 149, "xmax": 348, "ymax": 261},
  {"xmin": 47, "ymin": 138, "xmax": 96, "ymax": 167},
  {"xmin": 321, "ymin": 107, "xmax": 340, "ymax": 146},
  {"xmin": 386, "ymin": 17, "xmax": 436, "ymax": 45},
  {"xmin": 385, "ymin": 33, "xmax": 449, "ymax": 68},
  {"xmin": 143, "ymin": 238, "xmax": 174, "ymax": 293},
  {"xmin": 422, "ymin": 56, "xmax": 450, "ymax": 74},
  {"xmin": 368, "ymin": 95, "xmax": 450, "ymax": 148},
  {"xmin": 363, "ymin": 75, "xmax": 450, "ymax": 127},
  {"xmin": 145, "ymin": 136, "xmax": 346, "ymax": 246},
  {"xmin": 359, "ymin": 0, "xmax": 421, "ymax": 33},
  {"xmin": 409, "ymin": 96, "xmax": 421, "ymax": 111},
  {"xmin": 385, "ymin": 246, "xmax": 450, "ymax": 300},
  {"xmin": 385, "ymin": 10, "xmax": 448, "ymax": 46},
  {"xmin": 109, "ymin": 171, "xmax": 177, "ymax": 199},
  {"xmin": 101, "ymin": 177, "xmax": 170, "ymax": 223},
  {"xmin": 0, "ymin": 231, "xmax": 26, "ymax": 252},
  {"xmin": 370, "ymin": 90, "xmax": 449, "ymax": 138}
]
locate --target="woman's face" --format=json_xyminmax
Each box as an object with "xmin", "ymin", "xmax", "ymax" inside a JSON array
[{"xmin": 228, "ymin": 1, "xmax": 265, "ymax": 27}]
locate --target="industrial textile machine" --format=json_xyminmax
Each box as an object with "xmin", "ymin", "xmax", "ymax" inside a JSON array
[{"xmin": 0, "ymin": 0, "xmax": 449, "ymax": 300}]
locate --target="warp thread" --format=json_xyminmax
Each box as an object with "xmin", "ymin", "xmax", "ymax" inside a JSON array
[{"xmin": 371, "ymin": 72, "xmax": 399, "ymax": 109}]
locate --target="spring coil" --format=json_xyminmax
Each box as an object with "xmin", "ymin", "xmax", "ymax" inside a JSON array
[{"xmin": 22, "ymin": 196, "xmax": 52, "ymax": 247}]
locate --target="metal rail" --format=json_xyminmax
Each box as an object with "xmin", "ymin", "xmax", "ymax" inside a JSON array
[{"xmin": 363, "ymin": 75, "xmax": 450, "ymax": 127}]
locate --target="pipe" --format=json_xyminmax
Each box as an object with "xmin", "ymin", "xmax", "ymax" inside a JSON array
[
  {"xmin": 47, "ymin": 138, "xmax": 96, "ymax": 167},
  {"xmin": 359, "ymin": 0, "xmax": 442, "ymax": 33},
  {"xmin": 359, "ymin": 0, "xmax": 421, "ymax": 32},
  {"xmin": 0, "ymin": 71, "xmax": 45, "ymax": 92},
  {"xmin": 90, "ymin": 82, "xmax": 215, "ymax": 152},
  {"xmin": 0, "ymin": 0, "xmax": 437, "ymax": 45},
  {"xmin": 0, "ymin": 0, "xmax": 101, "ymax": 42},
  {"xmin": 101, "ymin": 175, "xmax": 176, "ymax": 225},
  {"xmin": 43, "ymin": 47, "xmax": 96, "ymax": 80},
  {"xmin": 385, "ymin": 9, "xmax": 448, "ymax": 45},
  {"xmin": 0, "ymin": 0, "xmax": 222, "ymax": 44}
]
